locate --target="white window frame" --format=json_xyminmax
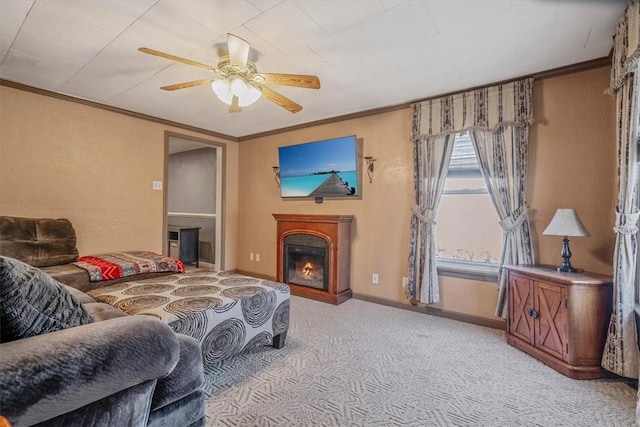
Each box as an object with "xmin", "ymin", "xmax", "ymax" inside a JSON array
[{"xmin": 436, "ymin": 133, "xmax": 500, "ymax": 283}]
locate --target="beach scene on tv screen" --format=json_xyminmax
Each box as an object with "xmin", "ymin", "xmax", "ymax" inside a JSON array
[{"xmin": 279, "ymin": 136, "xmax": 358, "ymax": 198}]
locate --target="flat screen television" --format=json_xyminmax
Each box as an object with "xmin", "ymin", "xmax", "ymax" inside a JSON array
[{"xmin": 278, "ymin": 135, "xmax": 360, "ymax": 199}]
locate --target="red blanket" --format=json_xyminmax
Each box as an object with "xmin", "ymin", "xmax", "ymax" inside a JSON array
[{"xmin": 73, "ymin": 251, "xmax": 185, "ymax": 282}]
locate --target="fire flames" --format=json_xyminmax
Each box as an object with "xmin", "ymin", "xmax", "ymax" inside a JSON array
[{"xmin": 302, "ymin": 262, "xmax": 313, "ymax": 279}]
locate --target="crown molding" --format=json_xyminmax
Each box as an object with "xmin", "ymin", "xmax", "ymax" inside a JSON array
[
  {"xmin": 238, "ymin": 56, "xmax": 612, "ymax": 141},
  {"xmin": 2, "ymin": 55, "xmax": 611, "ymax": 143},
  {"xmin": 0, "ymin": 79, "xmax": 238, "ymax": 142}
]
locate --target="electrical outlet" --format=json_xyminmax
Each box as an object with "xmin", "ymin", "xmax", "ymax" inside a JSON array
[
  {"xmin": 152, "ymin": 181, "xmax": 163, "ymax": 191},
  {"xmin": 402, "ymin": 277, "xmax": 409, "ymax": 288},
  {"xmin": 372, "ymin": 273, "xmax": 379, "ymax": 284},
  {"xmin": 255, "ymin": 253, "xmax": 261, "ymax": 262},
  {"xmin": 249, "ymin": 252, "xmax": 254, "ymax": 261}
]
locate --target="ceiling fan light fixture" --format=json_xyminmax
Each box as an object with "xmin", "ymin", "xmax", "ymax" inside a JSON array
[
  {"xmin": 140, "ymin": 35, "xmax": 319, "ymax": 114},
  {"xmin": 211, "ymin": 79, "xmax": 232, "ymax": 104},
  {"xmin": 230, "ymin": 77, "xmax": 247, "ymax": 97},
  {"xmin": 212, "ymin": 77, "xmax": 261, "ymax": 107},
  {"xmin": 239, "ymin": 83, "xmax": 261, "ymax": 107}
]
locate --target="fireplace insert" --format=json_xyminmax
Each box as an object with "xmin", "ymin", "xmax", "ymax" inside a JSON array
[{"xmin": 283, "ymin": 236, "xmax": 329, "ymax": 291}]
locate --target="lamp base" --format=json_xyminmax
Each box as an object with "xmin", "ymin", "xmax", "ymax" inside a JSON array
[
  {"xmin": 556, "ymin": 236, "xmax": 583, "ymax": 273},
  {"xmin": 557, "ymin": 265, "xmax": 582, "ymax": 273}
]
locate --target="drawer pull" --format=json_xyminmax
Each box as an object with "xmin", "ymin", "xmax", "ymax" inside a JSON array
[{"xmin": 528, "ymin": 308, "xmax": 539, "ymax": 319}]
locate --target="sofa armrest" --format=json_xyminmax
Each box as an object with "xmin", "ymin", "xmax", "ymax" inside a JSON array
[{"xmin": 0, "ymin": 316, "xmax": 180, "ymax": 426}]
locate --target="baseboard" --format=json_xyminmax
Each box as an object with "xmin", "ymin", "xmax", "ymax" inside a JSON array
[
  {"xmin": 233, "ymin": 269, "xmax": 276, "ymax": 281},
  {"xmin": 352, "ymin": 292, "xmax": 506, "ymax": 330},
  {"xmin": 228, "ymin": 272, "xmax": 505, "ymax": 330}
]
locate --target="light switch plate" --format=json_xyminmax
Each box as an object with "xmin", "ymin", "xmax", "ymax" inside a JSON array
[{"xmin": 152, "ymin": 181, "xmax": 163, "ymax": 191}]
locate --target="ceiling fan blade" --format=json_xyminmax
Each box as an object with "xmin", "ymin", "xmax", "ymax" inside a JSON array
[
  {"xmin": 257, "ymin": 84, "xmax": 302, "ymax": 113},
  {"xmin": 229, "ymin": 95, "xmax": 242, "ymax": 113},
  {"xmin": 227, "ymin": 34, "xmax": 250, "ymax": 68},
  {"xmin": 138, "ymin": 47, "xmax": 216, "ymax": 72},
  {"xmin": 259, "ymin": 73, "xmax": 320, "ymax": 89},
  {"xmin": 161, "ymin": 78, "xmax": 215, "ymax": 91}
]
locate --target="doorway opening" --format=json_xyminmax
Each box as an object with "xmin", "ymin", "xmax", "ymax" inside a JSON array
[{"xmin": 165, "ymin": 132, "xmax": 224, "ymax": 270}]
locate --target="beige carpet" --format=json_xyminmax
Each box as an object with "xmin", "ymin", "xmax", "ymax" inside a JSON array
[{"xmin": 203, "ymin": 296, "xmax": 636, "ymax": 426}]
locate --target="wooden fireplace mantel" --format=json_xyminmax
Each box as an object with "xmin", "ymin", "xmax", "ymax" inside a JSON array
[{"xmin": 273, "ymin": 214, "xmax": 354, "ymax": 305}]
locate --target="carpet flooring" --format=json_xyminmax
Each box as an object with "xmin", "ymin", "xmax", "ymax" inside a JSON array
[{"xmin": 203, "ymin": 296, "xmax": 637, "ymax": 426}]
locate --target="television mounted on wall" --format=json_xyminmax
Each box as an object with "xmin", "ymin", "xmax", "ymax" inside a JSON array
[{"xmin": 278, "ymin": 135, "xmax": 360, "ymax": 200}]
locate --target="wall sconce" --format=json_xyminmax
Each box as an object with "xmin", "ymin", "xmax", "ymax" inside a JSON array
[
  {"xmin": 272, "ymin": 166, "xmax": 280, "ymax": 188},
  {"xmin": 364, "ymin": 156, "xmax": 377, "ymax": 183}
]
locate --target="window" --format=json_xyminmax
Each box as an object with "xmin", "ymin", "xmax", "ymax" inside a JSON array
[{"xmin": 435, "ymin": 132, "xmax": 503, "ymax": 281}]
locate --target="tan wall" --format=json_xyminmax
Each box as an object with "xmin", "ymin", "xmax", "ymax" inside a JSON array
[
  {"xmin": 0, "ymin": 65, "xmax": 616, "ymax": 323},
  {"xmin": 0, "ymin": 86, "xmax": 239, "ymax": 269},
  {"xmin": 238, "ymin": 109, "xmax": 414, "ymax": 302},
  {"xmin": 528, "ymin": 67, "xmax": 617, "ymax": 275},
  {"xmin": 237, "ymin": 66, "xmax": 617, "ymax": 323}
]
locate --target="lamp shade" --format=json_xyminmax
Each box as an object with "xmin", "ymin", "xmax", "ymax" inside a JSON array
[{"xmin": 543, "ymin": 209, "xmax": 590, "ymax": 237}]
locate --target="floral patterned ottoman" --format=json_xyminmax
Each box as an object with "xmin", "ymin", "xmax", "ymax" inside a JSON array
[{"xmin": 87, "ymin": 270, "xmax": 290, "ymax": 367}]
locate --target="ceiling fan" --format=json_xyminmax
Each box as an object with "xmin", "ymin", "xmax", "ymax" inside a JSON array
[{"xmin": 139, "ymin": 34, "xmax": 320, "ymax": 114}]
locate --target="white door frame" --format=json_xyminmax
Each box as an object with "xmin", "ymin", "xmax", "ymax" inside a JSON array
[{"xmin": 164, "ymin": 131, "xmax": 225, "ymax": 270}]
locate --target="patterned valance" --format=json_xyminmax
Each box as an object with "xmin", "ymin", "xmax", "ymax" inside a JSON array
[
  {"xmin": 610, "ymin": 0, "xmax": 640, "ymax": 92},
  {"xmin": 412, "ymin": 78, "xmax": 534, "ymax": 139}
]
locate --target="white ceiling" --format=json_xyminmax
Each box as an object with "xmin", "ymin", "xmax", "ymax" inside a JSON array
[{"xmin": 0, "ymin": 0, "xmax": 627, "ymax": 139}]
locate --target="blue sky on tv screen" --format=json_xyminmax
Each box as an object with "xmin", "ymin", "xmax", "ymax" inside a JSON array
[{"xmin": 278, "ymin": 136, "xmax": 356, "ymax": 177}]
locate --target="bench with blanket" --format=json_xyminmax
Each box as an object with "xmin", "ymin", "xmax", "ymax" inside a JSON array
[{"xmin": 0, "ymin": 216, "xmax": 184, "ymax": 292}]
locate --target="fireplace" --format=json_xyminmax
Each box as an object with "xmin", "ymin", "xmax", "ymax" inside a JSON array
[
  {"xmin": 274, "ymin": 214, "xmax": 354, "ymax": 305},
  {"xmin": 284, "ymin": 234, "xmax": 329, "ymax": 291}
]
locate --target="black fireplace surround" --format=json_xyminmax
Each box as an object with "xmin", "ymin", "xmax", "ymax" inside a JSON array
[{"xmin": 283, "ymin": 234, "xmax": 329, "ymax": 291}]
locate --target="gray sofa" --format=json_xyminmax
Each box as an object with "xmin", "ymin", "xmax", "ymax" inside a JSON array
[
  {"xmin": 0, "ymin": 217, "xmax": 207, "ymax": 426},
  {"xmin": 1, "ymin": 304, "xmax": 206, "ymax": 426},
  {"xmin": 0, "ymin": 216, "xmax": 174, "ymax": 292}
]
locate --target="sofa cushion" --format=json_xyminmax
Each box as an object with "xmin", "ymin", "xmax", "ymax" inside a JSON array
[
  {"xmin": 0, "ymin": 256, "xmax": 93, "ymax": 342},
  {"xmin": 64, "ymin": 284, "xmax": 98, "ymax": 305},
  {"xmin": 41, "ymin": 263, "xmax": 92, "ymax": 290},
  {"xmin": 42, "ymin": 263, "xmax": 178, "ymax": 293},
  {"xmin": 0, "ymin": 216, "xmax": 79, "ymax": 267},
  {"xmin": 151, "ymin": 334, "xmax": 204, "ymax": 411},
  {"xmin": 83, "ymin": 302, "xmax": 129, "ymax": 322}
]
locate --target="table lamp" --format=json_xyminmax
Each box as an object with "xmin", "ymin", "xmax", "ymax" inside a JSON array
[{"xmin": 543, "ymin": 209, "xmax": 590, "ymax": 273}]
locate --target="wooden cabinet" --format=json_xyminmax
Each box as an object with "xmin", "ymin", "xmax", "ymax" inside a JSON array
[{"xmin": 505, "ymin": 265, "xmax": 613, "ymax": 379}]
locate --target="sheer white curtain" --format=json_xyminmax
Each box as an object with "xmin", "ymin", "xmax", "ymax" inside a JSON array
[
  {"xmin": 470, "ymin": 126, "xmax": 534, "ymax": 317},
  {"xmin": 407, "ymin": 79, "xmax": 534, "ymax": 307},
  {"xmin": 602, "ymin": 0, "xmax": 640, "ymax": 379},
  {"xmin": 407, "ymin": 129, "xmax": 454, "ymax": 303}
]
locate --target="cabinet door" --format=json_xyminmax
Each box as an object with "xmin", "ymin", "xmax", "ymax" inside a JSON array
[
  {"xmin": 179, "ymin": 229, "xmax": 199, "ymax": 264},
  {"xmin": 508, "ymin": 273, "xmax": 535, "ymax": 344},
  {"xmin": 534, "ymin": 281, "xmax": 568, "ymax": 361}
]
